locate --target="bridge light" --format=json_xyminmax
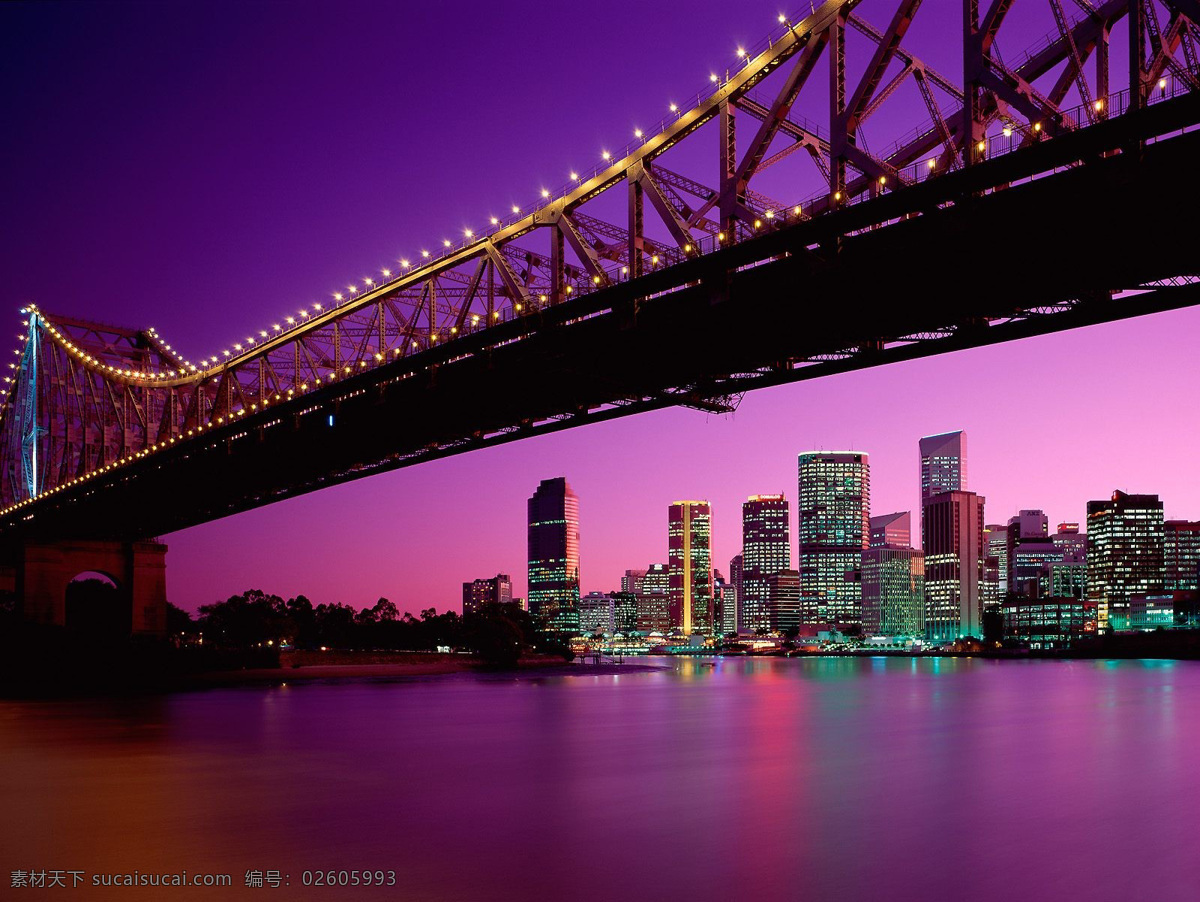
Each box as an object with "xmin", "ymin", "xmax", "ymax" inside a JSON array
[
  {"xmin": 333, "ymin": 293, "xmax": 343, "ymax": 301},
  {"xmin": 565, "ymin": 285, "xmax": 573, "ymax": 294},
  {"xmin": 490, "ymin": 216, "xmax": 499, "ymax": 225},
  {"xmin": 443, "ymin": 239, "xmax": 451, "ymax": 247},
  {"xmin": 539, "ymin": 294, "xmax": 547, "ymax": 302},
  {"xmin": 765, "ymin": 210, "xmax": 774, "ymax": 219},
  {"xmin": 286, "ymin": 316, "xmax": 295, "ymax": 324},
  {"xmin": 977, "ymin": 140, "xmax": 986, "ymax": 153},
  {"xmin": 927, "ymin": 158, "xmax": 937, "ymax": 169},
  {"xmin": 541, "ymin": 188, "xmax": 550, "ymax": 198},
  {"xmin": 472, "ymin": 314, "xmax": 480, "ymax": 324},
  {"xmin": 1002, "ymin": 127, "xmax": 1011, "ymax": 137},
  {"xmin": 753, "ymin": 219, "xmax": 762, "ymax": 229},
  {"xmin": 684, "ymin": 244, "xmax": 692, "ymax": 252},
  {"xmin": 464, "ymin": 229, "xmax": 473, "ymax": 238},
  {"xmin": 602, "ymin": 150, "xmax": 611, "ymax": 161},
  {"xmin": 737, "ymin": 48, "xmax": 746, "ymax": 58},
  {"xmin": 422, "ymin": 250, "xmax": 431, "ymax": 258},
  {"xmin": 570, "ymin": 171, "xmax": 578, "ymax": 180},
  {"xmin": 878, "ymin": 176, "xmax": 886, "ymax": 185},
  {"xmin": 382, "ymin": 269, "xmax": 391, "ymax": 277},
  {"xmin": 492, "ymin": 311, "xmax": 499, "ymax": 318},
  {"xmin": 364, "ymin": 278, "xmax": 374, "ymax": 286},
  {"xmin": 634, "ymin": 129, "xmax": 643, "ymax": 138},
  {"xmin": 273, "ymin": 324, "xmax": 281, "ymax": 331},
  {"xmin": 670, "ymin": 103, "xmax": 678, "ymax": 112},
  {"xmin": 260, "ymin": 330, "xmax": 268, "ymax": 337},
  {"xmin": 717, "ymin": 232, "xmax": 725, "ymax": 242},
  {"xmin": 793, "ymin": 205, "xmax": 801, "ymax": 216},
  {"xmin": 512, "ymin": 205, "xmax": 521, "ymax": 214},
  {"xmin": 778, "ymin": 13, "xmax": 786, "ymax": 23},
  {"xmin": 1093, "ymin": 99, "xmax": 1104, "ymax": 111},
  {"xmin": 710, "ymin": 73, "xmax": 718, "ymax": 83},
  {"xmin": 593, "ymin": 275, "xmax": 601, "ymax": 284},
  {"xmin": 1033, "ymin": 122, "xmax": 1042, "ymax": 132}
]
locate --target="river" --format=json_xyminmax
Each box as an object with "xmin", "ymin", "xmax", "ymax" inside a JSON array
[{"xmin": 1, "ymin": 657, "xmax": 1196, "ymax": 900}]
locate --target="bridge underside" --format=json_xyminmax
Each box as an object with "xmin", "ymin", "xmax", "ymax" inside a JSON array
[{"xmin": 7, "ymin": 96, "xmax": 1200, "ymax": 543}]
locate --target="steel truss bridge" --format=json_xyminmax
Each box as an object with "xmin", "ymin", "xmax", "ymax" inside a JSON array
[{"xmin": 3, "ymin": 0, "xmax": 1200, "ymax": 544}]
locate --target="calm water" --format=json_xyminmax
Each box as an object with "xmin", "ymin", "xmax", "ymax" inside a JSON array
[{"xmin": 1, "ymin": 658, "xmax": 1197, "ymax": 901}]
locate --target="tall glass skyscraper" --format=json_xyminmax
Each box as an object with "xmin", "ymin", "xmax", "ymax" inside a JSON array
[
  {"xmin": 668, "ymin": 501, "xmax": 713, "ymax": 636},
  {"xmin": 1086, "ymin": 491, "xmax": 1165, "ymax": 631},
  {"xmin": 797, "ymin": 452, "xmax": 869, "ymax": 626},
  {"xmin": 741, "ymin": 494, "xmax": 791, "ymax": 634},
  {"xmin": 923, "ymin": 490, "xmax": 985, "ymax": 640},
  {"xmin": 1164, "ymin": 520, "xmax": 1200, "ymax": 591},
  {"xmin": 919, "ymin": 431, "xmax": 966, "ymax": 544},
  {"xmin": 527, "ymin": 477, "xmax": 580, "ymax": 633}
]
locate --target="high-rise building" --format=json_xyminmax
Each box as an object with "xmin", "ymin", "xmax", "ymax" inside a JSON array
[
  {"xmin": 985, "ymin": 524, "xmax": 1009, "ymax": 598},
  {"xmin": 579, "ymin": 591, "xmax": 615, "ymax": 636},
  {"xmin": 1087, "ymin": 491, "xmax": 1165, "ymax": 631},
  {"xmin": 1006, "ymin": 510, "xmax": 1051, "ymax": 593},
  {"xmin": 923, "ymin": 490, "xmax": 985, "ymax": 640},
  {"xmin": 1052, "ymin": 523, "xmax": 1087, "ymax": 562},
  {"xmin": 1164, "ymin": 520, "xmax": 1200, "ymax": 591},
  {"xmin": 713, "ymin": 572, "xmax": 737, "ymax": 638},
  {"xmin": 638, "ymin": 563, "xmax": 670, "ymax": 634},
  {"xmin": 862, "ymin": 546, "xmax": 925, "ymax": 637},
  {"xmin": 527, "ymin": 477, "xmax": 580, "ymax": 633},
  {"xmin": 919, "ymin": 431, "xmax": 966, "ymax": 542},
  {"xmin": 870, "ymin": 512, "xmax": 911, "ymax": 548},
  {"xmin": 669, "ymin": 501, "xmax": 713, "ymax": 635},
  {"xmin": 621, "ymin": 569, "xmax": 648, "ymax": 594},
  {"xmin": 797, "ymin": 452, "xmax": 869, "ymax": 625},
  {"xmin": 462, "ymin": 573, "xmax": 514, "ymax": 616},
  {"xmin": 729, "ymin": 554, "xmax": 744, "ymax": 630},
  {"xmin": 767, "ymin": 570, "xmax": 801, "ymax": 634},
  {"xmin": 612, "ymin": 592, "xmax": 639, "ymax": 634},
  {"xmin": 741, "ymin": 494, "xmax": 791, "ymax": 634}
]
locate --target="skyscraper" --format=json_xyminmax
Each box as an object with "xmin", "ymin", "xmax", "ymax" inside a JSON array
[
  {"xmin": 984, "ymin": 524, "xmax": 1009, "ymax": 598},
  {"xmin": 797, "ymin": 452, "xmax": 869, "ymax": 626},
  {"xmin": 767, "ymin": 570, "xmax": 801, "ymax": 634},
  {"xmin": 669, "ymin": 501, "xmax": 713, "ymax": 635},
  {"xmin": 919, "ymin": 431, "xmax": 966, "ymax": 543},
  {"xmin": 1087, "ymin": 491, "xmax": 1165, "ymax": 631},
  {"xmin": 870, "ymin": 511, "xmax": 911, "ymax": 548},
  {"xmin": 621, "ymin": 569, "xmax": 648, "ymax": 594},
  {"xmin": 713, "ymin": 571, "xmax": 737, "ymax": 637},
  {"xmin": 527, "ymin": 477, "xmax": 580, "ymax": 633},
  {"xmin": 1164, "ymin": 520, "xmax": 1200, "ymax": 591},
  {"xmin": 729, "ymin": 553, "xmax": 744, "ymax": 630},
  {"xmin": 862, "ymin": 546, "xmax": 925, "ymax": 637},
  {"xmin": 741, "ymin": 494, "xmax": 791, "ymax": 634},
  {"xmin": 461, "ymin": 573, "xmax": 513, "ymax": 616},
  {"xmin": 579, "ymin": 591, "xmax": 614, "ymax": 635},
  {"xmin": 637, "ymin": 563, "xmax": 670, "ymax": 634},
  {"xmin": 923, "ymin": 490, "xmax": 985, "ymax": 640}
]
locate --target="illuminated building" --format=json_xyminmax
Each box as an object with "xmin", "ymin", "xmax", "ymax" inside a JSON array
[
  {"xmin": 1086, "ymin": 490, "xmax": 1164, "ymax": 631},
  {"xmin": 621, "ymin": 569, "xmax": 648, "ymax": 594},
  {"xmin": 527, "ymin": 477, "xmax": 580, "ymax": 633},
  {"xmin": 612, "ymin": 591, "xmax": 639, "ymax": 634},
  {"xmin": 1000, "ymin": 597, "xmax": 1097, "ymax": 649},
  {"xmin": 713, "ymin": 571, "xmax": 737, "ymax": 637},
  {"xmin": 1052, "ymin": 523, "xmax": 1087, "ymax": 562},
  {"xmin": 579, "ymin": 591, "xmax": 614, "ymax": 635},
  {"xmin": 461, "ymin": 573, "xmax": 513, "ymax": 616},
  {"xmin": 919, "ymin": 431, "xmax": 966, "ymax": 541},
  {"xmin": 669, "ymin": 501, "xmax": 713, "ymax": 635},
  {"xmin": 923, "ymin": 490, "xmax": 985, "ymax": 640},
  {"xmin": 1164, "ymin": 520, "xmax": 1200, "ymax": 590},
  {"xmin": 741, "ymin": 494, "xmax": 791, "ymax": 633},
  {"xmin": 862, "ymin": 546, "xmax": 925, "ymax": 637},
  {"xmin": 985, "ymin": 524, "xmax": 1009, "ymax": 598},
  {"xmin": 797, "ymin": 452, "xmax": 869, "ymax": 626},
  {"xmin": 767, "ymin": 569, "xmax": 801, "ymax": 634},
  {"xmin": 637, "ymin": 563, "xmax": 670, "ymax": 633},
  {"xmin": 1006, "ymin": 510, "xmax": 1051, "ymax": 593},
  {"xmin": 729, "ymin": 553, "xmax": 744, "ymax": 629}
]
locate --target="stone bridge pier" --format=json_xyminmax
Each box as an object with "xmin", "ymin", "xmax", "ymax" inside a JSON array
[{"xmin": 0, "ymin": 540, "xmax": 168, "ymax": 635}]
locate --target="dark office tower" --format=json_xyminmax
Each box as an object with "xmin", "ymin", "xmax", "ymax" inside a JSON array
[
  {"xmin": 1164, "ymin": 520, "xmax": 1200, "ymax": 590},
  {"xmin": 729, "ymin": 554, "xmax": 744, "ymax": 630},
  {"xmin": 767, "ymin": 570, "xmax": 801, "ymax": 634},
  {"xmin": 919, "ymin": 431, "xmax": 966, "ymax": 542},
  {"xmin": 870, "ymin": 512, "xmax": 911, "ymax": 549},
  {"xmin": 612, "ymin": 592, "xmax": 639, "ymax": 634},
  {"xmin": 923, "ymin": 490, "xmax": 986, "ymax": 641},
  {"xmin": 1087, "ymin": 491, "xmax": 1165, "ymax": 631},
  {"xmin": 621, "ymin": 569, "xmax": 648, "ymax": 594},
  {"xmin": 862, "ymin": 547, "xmax": 925, "ymax": 637},
  {"xmin": 462, "ymin": 573, "xmax": 513, "ymax": 616},
  {"xmin": 669, "ymin": 501, "xmax": 713, "ymax": 635},
  {"xmin": 527, "ymin": 477, "xmax": 580, "ymax": 633},
  {"xmin": 797, "ymin": 452, "xmax": 869, "ymax": 626},
  {"xmin": 741, "ymin": 494, "xmax": 791, "ymax": 634},
  {"xmin": 638, "ymin": 563, "xmax": 671, "ymax": 634}
]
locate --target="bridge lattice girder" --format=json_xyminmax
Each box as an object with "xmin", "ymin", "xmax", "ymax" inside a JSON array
[{"xmin": 2, "ymin": 0, "xmax": 1199, "ymax": 530}]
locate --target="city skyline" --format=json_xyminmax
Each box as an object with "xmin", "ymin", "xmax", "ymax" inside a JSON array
[{"xmin": 4, "ymin": 1, "xmax": 1198, "ymax": 615}]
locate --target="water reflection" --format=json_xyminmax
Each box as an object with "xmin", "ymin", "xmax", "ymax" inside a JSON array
[{"xmin": 1, "ymin": 659, "xmax": 1198, "ymax": 901}]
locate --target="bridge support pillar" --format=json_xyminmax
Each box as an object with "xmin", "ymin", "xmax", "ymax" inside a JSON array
[{"xmin": 14, "ymin": 540, "xmax": 168, "ymax": 636}]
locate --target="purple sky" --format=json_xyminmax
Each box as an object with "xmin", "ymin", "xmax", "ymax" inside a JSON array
[{"xmin": 3, "ymin": 1, "xmax": 1195, "ymax": 613}]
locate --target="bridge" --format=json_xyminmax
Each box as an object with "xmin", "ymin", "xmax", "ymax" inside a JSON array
[{"xmin": 2, "ymin": 0, "xmax": 1198, "ymax": 632}]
